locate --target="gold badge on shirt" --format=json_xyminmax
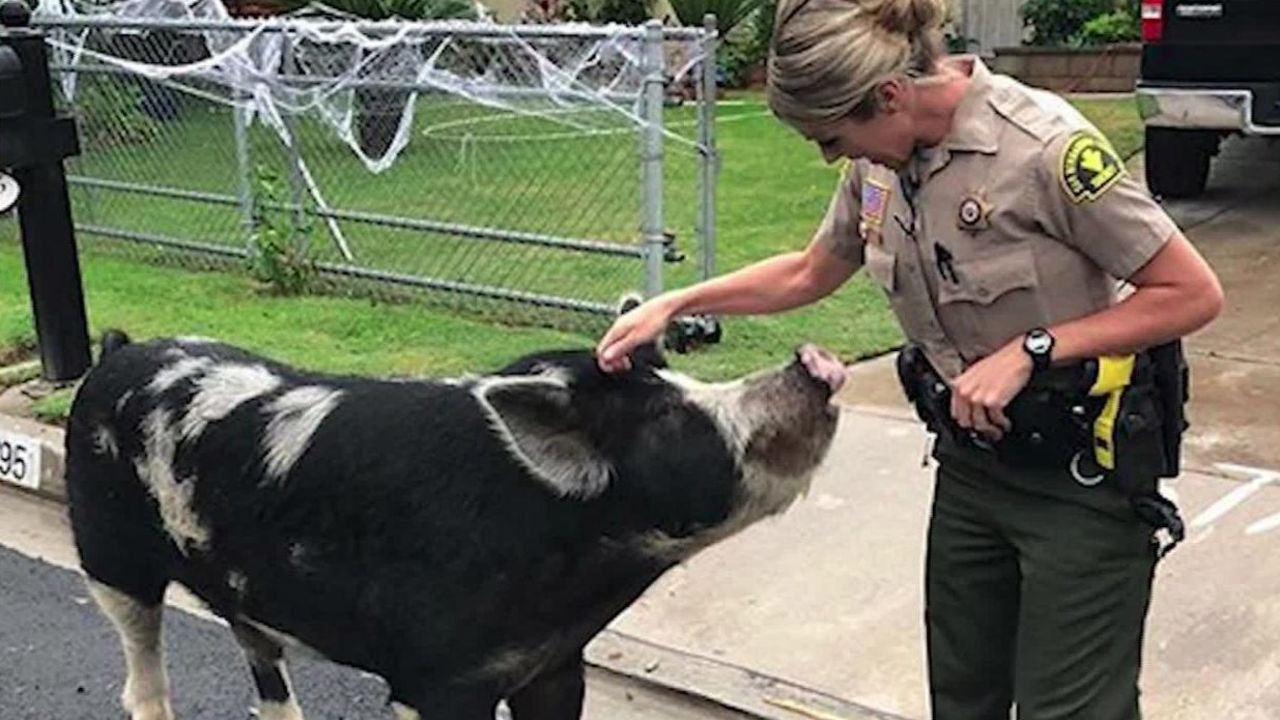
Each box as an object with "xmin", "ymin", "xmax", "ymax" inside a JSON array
[
  {"xmin": 1060, "ymin": 131, "xmax": 1125, "ymax": 204},
  {"xmin": 956, "ymin": 191, "xmax": 991, "ymax": 232},
  {"xmin": 859, "ymin": 178, "xmax": 891, "ymax": 246}
]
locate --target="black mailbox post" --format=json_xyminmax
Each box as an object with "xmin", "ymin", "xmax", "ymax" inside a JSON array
[{"xmin": 0, "ymin": 0, "xmax": 91, "ymax": 382}]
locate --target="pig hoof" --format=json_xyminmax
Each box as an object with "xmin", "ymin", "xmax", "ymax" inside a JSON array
[{"xmin": 126, "ymin": 697, "xmax": 174, "ymax": 720}]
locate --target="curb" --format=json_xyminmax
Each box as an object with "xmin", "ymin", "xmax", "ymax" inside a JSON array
[
  {"xmin": 0, "ymin": 411, "xmax": 67, "ymax": 501},
  {"xmin": 0, "ymin": 404, "xmax": 907, "ymax": 720}
]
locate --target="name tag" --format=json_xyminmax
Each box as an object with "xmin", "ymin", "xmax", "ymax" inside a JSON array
[{"xmin": 0, "ymin": 429, "xmax": 42, "ymax": 491}]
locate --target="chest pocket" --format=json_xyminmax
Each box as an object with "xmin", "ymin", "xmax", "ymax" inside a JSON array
[
  {"xmin": 863, "ymin": 243, "xmax": 896, "ymax": 292},
  {"xmin": 938, "ymin": 246, "xmax": 1038, "ymax": 306},
  {"xmin": 935, "ymin": 245, "xmax": 1044, "ymax": 357}
]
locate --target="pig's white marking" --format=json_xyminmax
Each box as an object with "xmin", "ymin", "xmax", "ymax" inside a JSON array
[
  {"xmin": 647, "ymin": 363, "xmax": 831, "ymax": 555},
  {"xmin": 258, "ymin": 697, "xmax": 305, "ymax": 720},
  {"xmin": 392, "ymin": 704, "xmax": 421, "ymax": 720},
  {"xmin": 179, "ymin": 364, "xmax": 282, "ymax": 441},
  {"xmin": 88, "ymin": 580, "xmax": 175, "ymax": 720},
  {"xmin": 227, "ymin": 570, "xmax": 248, "ymax": 596},
  {"xmin": 149, "ymin": 357, "xmax": 214, "ymax": 395},
  {"xmin": 93, "ymin": 424, "xmax": 119, "ymax": 460},
  {"xmin": 135, "ymin": 408, "xmax": 209, "ymax": 550},
  {"xmin": 262, "ymin": 386, "xmax": 343, "ymax": 480},
  {"xmin": 655, "ymin": 369, "xmax": 753, "ymax": 453},
  {"xmin": 115, "ymin": 390, "xmax": 135, "ymax": 415}
]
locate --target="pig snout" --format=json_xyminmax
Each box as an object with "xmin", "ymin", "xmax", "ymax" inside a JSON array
[{"xmin": 792, "ymin": 344, "xmax": 847, "ymax": 396}]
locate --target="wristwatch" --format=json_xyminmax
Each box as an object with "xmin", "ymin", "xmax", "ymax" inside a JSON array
[{"xmin": 1022, "ymin": 328, "xmax": 1055, "ymax": 372}]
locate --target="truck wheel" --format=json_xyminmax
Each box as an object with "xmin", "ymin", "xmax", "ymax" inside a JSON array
[{"xmin": 1144, "ymin": 128, "xmax": 1217, "ymax": 199}]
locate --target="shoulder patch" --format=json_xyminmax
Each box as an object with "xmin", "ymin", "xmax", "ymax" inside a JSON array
[{"xmin": 1059, "ymin": 131, "xmax": 1125, "ymax": 204}]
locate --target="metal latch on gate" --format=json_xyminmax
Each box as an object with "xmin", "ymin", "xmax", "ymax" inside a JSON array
[{"xmin": 662, "ymin": 230, "xmax": 685, "ymax": 262}]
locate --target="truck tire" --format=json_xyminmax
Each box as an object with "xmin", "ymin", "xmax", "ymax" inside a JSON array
[{"xmin": 1144, "ymin": 127, "xmax": 1217, "ymax": 199}]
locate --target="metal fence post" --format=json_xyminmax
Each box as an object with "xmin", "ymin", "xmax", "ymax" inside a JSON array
[
  {"xmin": 639, "ymin": 19, "xmax": 665, "ymax": 299},
  {"xmin": 280, "ymin": 38, "xmax": 308, "ymax": 242},
  {"xmin": 233, "ymin": 90, "xmax": 254, "ymax": 246},
  {"xmin": 698, "ymin": 14, "xmax": 718, "ymax": 282}
]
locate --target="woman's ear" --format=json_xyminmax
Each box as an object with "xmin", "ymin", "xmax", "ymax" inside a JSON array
[{"xmin": 878, "ymin": 79, "xmax": 908, "ymax": 114}]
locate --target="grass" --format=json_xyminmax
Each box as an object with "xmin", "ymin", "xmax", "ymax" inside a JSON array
[
  {"xmin": 1, "ymin": 92, "xmax": 1144, "ymax": 420},
  {"xmin": 1071, "ymin": 97, "xmax": 1145, "ymax": 159}
]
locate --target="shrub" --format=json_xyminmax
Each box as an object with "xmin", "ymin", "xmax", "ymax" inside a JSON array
[
  {"xmin": 566, "ymin": 0, "xmax": 652, "ymax": 25},
  {"xmin": 1022, "ymin": 0, "xmax": 1139, "ymax": 47},
  {"xmin": 1079, "ymin": 4, "xmax": 1141, "ymax": 45}
]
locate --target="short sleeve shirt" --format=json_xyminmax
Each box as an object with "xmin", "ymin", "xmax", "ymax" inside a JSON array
[{"xmin": 816, "ymin": 57, "xmax": 1178, "ymax": 379}]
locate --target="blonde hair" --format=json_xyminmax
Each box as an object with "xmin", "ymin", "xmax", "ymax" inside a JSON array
[{"xmin": 767, "ymin": 0, "xmax": 947, "ymax": 127}]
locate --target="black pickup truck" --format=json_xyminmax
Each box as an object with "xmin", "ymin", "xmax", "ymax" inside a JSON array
[{"xmin": 1137, "ymin": 0, "xmax": 1280, "ymax": 197}]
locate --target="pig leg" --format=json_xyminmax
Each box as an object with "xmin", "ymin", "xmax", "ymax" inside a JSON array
[
  {"xmin": 507, "ymin": 658, "xmax": 585, "ymax": 720},
  {"xmin": 87, "ymin": 581, "xmax": 175, "ymax": 720},
  {"xmin": 230, "ymin": 622, "xmax": 305, "ymax": 720}
]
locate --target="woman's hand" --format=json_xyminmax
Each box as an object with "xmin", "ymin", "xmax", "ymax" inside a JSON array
[
  {"xmin": 949, "ymin": 338, "xmax": 1031, "ymax": 441},
  {"xmin": 596, "ymin": 295, "xmax": 680, "ymax": 373}
]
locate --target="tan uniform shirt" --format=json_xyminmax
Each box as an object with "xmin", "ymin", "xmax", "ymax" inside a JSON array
[{"xmin": 816, "ymin": 57, "xmax": 1178, "ymax": 380}]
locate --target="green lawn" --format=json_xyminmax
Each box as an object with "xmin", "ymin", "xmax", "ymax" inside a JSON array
[
  {"xmin": 1, "ymin": 92, "xmax": 1143, "ymax": 406},
  {"xmin": 1071, "ymin": 97, "xmax": 1145, "ymax": 159}
]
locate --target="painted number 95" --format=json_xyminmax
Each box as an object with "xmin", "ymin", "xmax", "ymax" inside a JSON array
[{"xmin": 0, "ymin": 432, "xmax": 41, "ymax": 490}]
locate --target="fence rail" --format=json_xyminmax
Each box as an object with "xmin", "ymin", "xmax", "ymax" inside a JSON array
[{"xmin": 32, "ymin": 13, "xmax": 719, "ymax": 332}]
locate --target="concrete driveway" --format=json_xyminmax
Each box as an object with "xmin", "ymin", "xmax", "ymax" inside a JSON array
[{"xmin": 1135, "ymin": 136, "xmax": 1280, "ymax": 472}]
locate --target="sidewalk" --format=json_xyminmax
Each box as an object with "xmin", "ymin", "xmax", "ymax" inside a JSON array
[{"xmin": 611, "ymin": 401, "xmax": 1280, "ymax": 719}]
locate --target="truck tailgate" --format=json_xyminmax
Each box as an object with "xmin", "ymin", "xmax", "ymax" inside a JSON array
[{"xmin": 1144, "ymin": 1, "xmax": 1280, "ymax": 82}]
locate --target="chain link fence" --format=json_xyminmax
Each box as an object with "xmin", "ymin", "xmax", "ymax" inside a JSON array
[{"xmin": 31, "ymin": 8, "xmax": 718, "ymax": 336}]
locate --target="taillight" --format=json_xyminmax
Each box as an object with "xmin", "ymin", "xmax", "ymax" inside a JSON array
[{"xmin": 1141, "ymin": 1, "xmax": 1164, "ymax": 42}]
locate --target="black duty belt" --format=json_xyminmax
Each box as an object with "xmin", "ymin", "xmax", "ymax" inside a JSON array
[{"xmin": 896, "ymin": 342, "xmax": 1189, "ymax": 557}]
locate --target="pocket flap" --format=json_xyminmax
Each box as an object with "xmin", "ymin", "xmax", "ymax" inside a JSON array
[{"xmin": 938, "ymin": 247, "xmax": 1037, "ymax": 306}]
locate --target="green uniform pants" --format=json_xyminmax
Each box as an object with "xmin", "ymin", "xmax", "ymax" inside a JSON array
[{"xmin": 926, "ymin": 445, "xmax": 1159, "ymax": 720}]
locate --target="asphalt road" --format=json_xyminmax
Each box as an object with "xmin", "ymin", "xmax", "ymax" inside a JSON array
[{"xmin": 0, "ymin": 543, "xmax": 411, "ymax": 719}]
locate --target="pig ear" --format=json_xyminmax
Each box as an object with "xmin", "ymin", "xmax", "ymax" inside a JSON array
[{"xmin": 473, "ymin": 374, "xmax": 613, "ymax": 499}]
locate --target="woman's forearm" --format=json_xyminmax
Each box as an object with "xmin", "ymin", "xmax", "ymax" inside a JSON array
[{"xmin": 1050, "ymin": 234, "xmax": 1224, "ymax": 362}]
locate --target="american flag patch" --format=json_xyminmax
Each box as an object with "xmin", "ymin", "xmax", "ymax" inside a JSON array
[{"xmin": 860, "ymin": 179, "xmax": 891, "ymax": 228}]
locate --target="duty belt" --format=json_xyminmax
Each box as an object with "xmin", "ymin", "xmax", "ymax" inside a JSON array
[{"xmin": 896, "ymin": 342, "xmax": 1188, "ymax": 557}]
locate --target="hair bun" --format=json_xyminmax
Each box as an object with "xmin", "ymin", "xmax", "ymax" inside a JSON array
[{"xmin": 871, "ymin": 0, "xmax": 945, "ymax": 36}]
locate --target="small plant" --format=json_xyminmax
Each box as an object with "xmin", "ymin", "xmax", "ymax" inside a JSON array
[{"xmin": 247, "ymin": 165, "xmax": 315, "ymax": 295}]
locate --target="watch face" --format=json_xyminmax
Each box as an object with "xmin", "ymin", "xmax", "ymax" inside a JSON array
[{"xmin": 1026, "ymin": 331, "xmax": 1053, "ymax": 355}]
